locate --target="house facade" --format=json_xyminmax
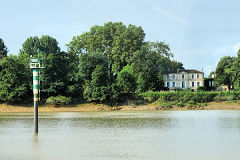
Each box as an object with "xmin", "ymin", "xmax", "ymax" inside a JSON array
[{"xmin": 164, "ymin": 69, "xmax": 204, "ymax": 91}]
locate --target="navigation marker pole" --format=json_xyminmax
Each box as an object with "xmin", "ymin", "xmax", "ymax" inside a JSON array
[
  {"xmin": 30, "ymin": 55, "xmax": 44, "ymax": 134},
  {"xmin": 33, "ymin": 68, "xmax": 39, "ymax": 133}
]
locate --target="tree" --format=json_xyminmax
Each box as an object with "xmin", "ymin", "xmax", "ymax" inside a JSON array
[
  {"xmin": 0, "ymin": 54, "xmax": 32, "ymax": 102},
  {"xmin": 229, "ymin": 49, "xmax": 240, "ymax": 90},
  {"xmin": 215, "ymin": 56, "xmax": 235, "ymax": 91},
  {"xmin": 78, "ymin": 53, "xmax": 108, "ymax": 82},
  {"xmin": 65, "ymin": 50, "xmax": 81, "ymax": 98},
  {"xmin": 88, "ymin": 65, "xmax": 109, "ymax": 101},
  {"xmin": 20, "ymin": 36, "xmax": 40, "ymax": 56},
  {"xmin": 116, "ymin": 65, "xmax": 136, "ymax": 95},
  {"xmin": 43, "ymin": 51, "xmax": 69, "ymax": 97},
  {"xmin": 20, "ymin": 35, "xmax": 60, "ymax": 56},
  {"xmin": 131, "ymin": 42, "xmax": 183, "ymax": 92},
  {"xmin": 78, "ymin": 53, "xmax": 109, "ymax": 102},
  {"xmin": 39, "ymin": 35, "xmax": 60, "ymax": 55},
  {"xmin": 0, "ymin": 38, "xmax": 8, "ymax": 60},
  {"xmin": 20, "ymin": 35, "xmax": 74, "ymax": 99},
  {"xmin": 67, "ymin": 21, "xmax": 145, "ymax": 74}
]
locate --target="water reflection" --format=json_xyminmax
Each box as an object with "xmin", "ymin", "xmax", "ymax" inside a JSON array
[{"xmin": 0, "ymin": 111, "xmax": 240, "ymax": 160}]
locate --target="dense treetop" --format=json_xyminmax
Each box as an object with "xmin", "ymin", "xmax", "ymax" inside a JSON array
[
  {"xmin": 20, "ymin": 35, "xmax": 60, "ymax": 56},
  {"xmin": 68, "ymin": 22, "xmax": 145, "ymax": 73}
]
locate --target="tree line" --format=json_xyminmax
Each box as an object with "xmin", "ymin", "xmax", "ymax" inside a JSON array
[
  {"xmin": 213, "ymin": 49, "xmax": 240, "ymax": 91},
  {"xmin": 0, "ymin": 22, "xmax": 183, "ymax": 104}
]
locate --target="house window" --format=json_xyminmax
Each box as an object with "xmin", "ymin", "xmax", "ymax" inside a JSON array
[
  {"xmin": 167, "ymin": 82, "xmax": 170, "ymax": 88},
  {"xmin": 197, "ymin": 82, "xmax": 200, "ymax": 86},
  {"xmin": 173, "ymin": 82, "xmax": 175, "ymax": 87},
  {"xmin": 173, "ymin": 75, "xmax": 175, "ymax": 79},
  {"xmin": 182, "ymin": 74, "xmax": 185, "ymax": 79},
  {"xmin": 192, "ymin": 82, "xmax": 194, "ymax": 87},
  {"xmin": 197, "ymin": 74, "xmax": 200, "ymax": 79},
  {"xmin": 192, "ymin": 74, "xmax": 194, "ymax": 79},
  {"xmin": 182, "ymin": 81, "xmax": 185, "ymax": 88}
]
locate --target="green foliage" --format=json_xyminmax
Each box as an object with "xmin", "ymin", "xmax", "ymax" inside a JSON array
[
  {"xmin": 176, "ymin": 101, "xmax": 185, "ymax": 107},
  {"xmin": 20, "ymin": 35, "xmax": 60, "ymax": 56},
  {"xmin": 89, "ymin": 65, "xmax": 109, "ymax": 101},
  {"xmin": 187, "ymin": 100, "xmax": 196, "ymax": 105},
  {"xmin": 0, "ymin": 23, "xmax": 187, "ymax": 105},
  {"xmin": 46, "ymin": 96, "xmax": 71, "ymax": 107},
  {"xmin": 0, "ymin": 54, "xmax": 31, "ymax": 102},
  {"xmin": 213, "ymin": 94, "xmax": 235, "ymax": 102},
  {"xmin": 131, "ymin": 42, "xmax": 183, "ymax": 92},
  {"xmin": 78, "ymin": 53, "xmax": 108, "ymax": 82},
  {"xmin": 0, "ymin": 38, "xmax": 8, "ymax": 60},
  {"xmin": 21, "ymin": 35, "xmax": 83, "ymax": 99},
  {"xmin": 160, "ymin": 102, "xmax": 173, "ymax": 108},
  {"xmin": 230, "ymin": 51, "xmax": 240, "ymax": 90},
  {"xmin": 66, "ymin": 22, "xmax": 183, "ymax": 104},
  {"xmin": 139, "ymin": 91, "xmax": 240, "ymax": 104},
  {"xmin": 68, "ymin": 21, "xmax": 145, "ymax": 73},
  {"xmin": 116, "ymin": 65, "xmax": 136, "ymax": 95},
  {"xmin": 79, "ymin": 53, "xmax": 110, "ymax": 102},
  {"xmin": 39, "ymin": 35, "xmax": 60, "ymax": 55},
  {"xmin": 215, "ymin": 56, "xmax": 235, "ymax": 90},
  {"xmin": 20, "ymin": 35, "xmax": 74, "ymax": 99},
  {"xmin": 187, "ymin": 100, "xmax": 196, "ymax": 109},
  {"xmin": 41, "ymin": 51, "xmax": 69, "ymax": 97},
  {"xmin": 197, "ymin": 86, "xmax": 205, "ymax": 91}
]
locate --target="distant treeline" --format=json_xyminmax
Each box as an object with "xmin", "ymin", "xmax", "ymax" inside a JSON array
[{"xmin": 0, "ymin": 22, "xmax": 183, "ymax": 104}]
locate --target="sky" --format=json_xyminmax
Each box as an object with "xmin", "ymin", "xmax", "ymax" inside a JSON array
[{"xmin": 1, "ymin": 0, "xmax": 240, "ymax": 76}]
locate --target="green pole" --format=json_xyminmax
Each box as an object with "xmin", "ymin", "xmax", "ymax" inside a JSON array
[{"xmin": 33, "ymin": 68, "xmax": 39, "ymax": 133}]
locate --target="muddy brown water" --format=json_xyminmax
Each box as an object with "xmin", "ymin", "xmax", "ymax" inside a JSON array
[{"xmin": 0, "ymin": 111, "xmax": 240, "ymax": 160}]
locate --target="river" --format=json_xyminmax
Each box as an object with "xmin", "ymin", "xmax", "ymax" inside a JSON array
[{"xmin": 0, "ymin": 110, "xmax": 240, "ymax": 160}]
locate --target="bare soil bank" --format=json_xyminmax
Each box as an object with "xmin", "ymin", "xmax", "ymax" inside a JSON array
[{"xmin": 0, "ymin": 101, "xmax": 240, "ymax": 112}]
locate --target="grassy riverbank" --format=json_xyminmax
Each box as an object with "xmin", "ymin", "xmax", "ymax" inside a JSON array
[{"xmin": 0, "ymin": 101, "xmax": 240, "ymax": 112}]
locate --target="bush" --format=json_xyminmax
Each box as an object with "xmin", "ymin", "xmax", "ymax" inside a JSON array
[
  {"xmin": 139, "ymin": 91, "xmax": 162, "ymax": 102},
  {"xmin": 187, "ymin": 100, "xmax": 196, "ymax": 108},
  {"xmin": 197, "ymin": 86, "xmax": 205, "ymax": 91},
  {"xmin": 138, "ymin": 91, "xmax": 240, "ymax": 104},
  {"xmin": 213, "ymin": 95, "xmax": 227, "ymax": 102},
  {"xmin": 176, "ymin": 101, "xmax": 185, "ymax": 107},
  {"xmin": 160, "ymin": 102, "xmax": 173, "ymax": 109},
  {"xmin": 188, "ymin": 100, "xmax": 196, "ymax": 105},
  {"xmin": 46, "ymin": 96, "xmax": 72, "ymax": 107}
]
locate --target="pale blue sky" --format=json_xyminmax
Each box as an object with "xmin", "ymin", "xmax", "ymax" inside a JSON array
[{"xmin": 1, "ymin": 0, "xmax": 240, "ymax": 76}]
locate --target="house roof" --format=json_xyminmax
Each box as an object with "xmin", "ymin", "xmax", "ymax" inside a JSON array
[{"xmin": 170, "ymin": 69, "xmax": 203, "ymax": 74}]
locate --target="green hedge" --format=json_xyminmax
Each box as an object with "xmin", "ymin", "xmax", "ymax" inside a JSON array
[
  {"xmin": 46, "ymin": 96, "xmax": 72, "ymax": 107},
  {"xmin": 138, "ymin": 91, "xmax": 240, "ymax": 103}
]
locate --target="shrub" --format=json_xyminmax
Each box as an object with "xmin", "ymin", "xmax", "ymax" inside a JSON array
[
  {"xmin": 176, "ymin": 101, "xmax": 185, "ymax": 107},
  {"xmin": 160, "ymin": 102, "xmax": 173, "ymax": 109},
  {"xmin": 226, "ymin": 100, "xmax": 236, "ymax": 103},
  {"xmin": 197, "ymin": 86, "xmax": 205, "ymax": 91},
  {"xmin": 138, "ymin": 91, "xmax": 239, "ymax": 104},
  {"xmin": 231, "ymin": 91, "xmax": 240, "ymax": 100},
  {"xmin": 226, "ymin": 95, "xmax": 235, "ymax": 101},
  {"xmin": 187, "ymin": 100, "xmax": 196, "ymax": 108},
  {"xmin": 213, "ymin": 95, "xmax": 227, "ymax": 102},
  {"xmin": 46, "ymin": 96, "xmax": 72, "ymax": 107}
]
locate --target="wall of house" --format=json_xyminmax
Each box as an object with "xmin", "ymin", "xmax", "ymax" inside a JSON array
[{"xmin": 164, "ymin": 72, "xmax": 204, "ymax": 90}]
